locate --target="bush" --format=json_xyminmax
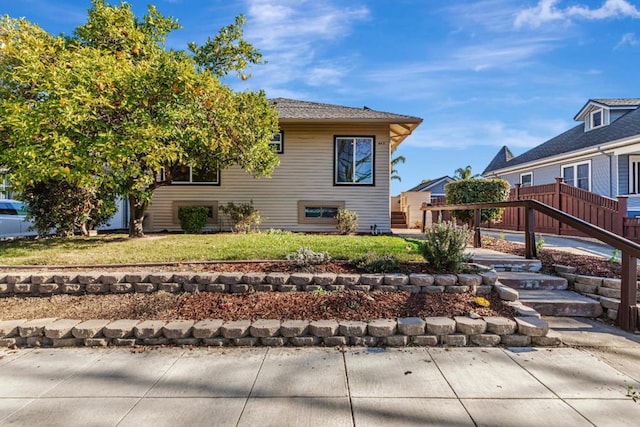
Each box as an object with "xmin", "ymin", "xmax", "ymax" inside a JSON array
[
  {"xmin": 422, "ymin": 221, "xmax": 472, "ymax": 272},
  {"xmin": 445, "ymin": 178, "xmax": 510, "ymax": 224},
  {"xmin": 351, "ymin": 252, "xmax": 400, "ymax": 273},
  {"xmin": 177, "ymin": 206, "xmax": 209, "ymax": 233},
  {"xmin": 22, "ymin": 180, "xmax": 117, "ymax": 237},
  {"xmin": 336, "ymin": 209, "xmax": 358, "ymax": 235},
  {"xmin": 286, "ymin": 246, "xmax": 331, "ymax": 267},
  {"xmin": 219, "ymin": 201, "xmax": 262, "ymax": 233}
]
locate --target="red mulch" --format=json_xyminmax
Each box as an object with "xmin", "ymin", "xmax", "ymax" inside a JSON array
[
  {"xmin": 481, "ymin": 237, "xmax": 635, "ymax": 279},
  {"xmin": 175, "ymin": 289, "xmax": 514, "ymax": 321}
]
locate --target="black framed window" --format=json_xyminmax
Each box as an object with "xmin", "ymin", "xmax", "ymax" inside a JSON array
[{"xmin": 334, "ymin": 136, "xmax": 374, "ymax": 185}]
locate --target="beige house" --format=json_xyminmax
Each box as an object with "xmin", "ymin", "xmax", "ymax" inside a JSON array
[{"xmin": 145, "ymin": 98, "xmax": 422, "ymax": 233}]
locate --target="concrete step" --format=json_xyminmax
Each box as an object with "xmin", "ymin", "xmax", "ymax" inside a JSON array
[
  {"xmin": 469, "ymin": 250, "xmax": 542, "ymax": 272},
  {"xmin": 518, "ymin": 290, "xmax": 603, "ymax": 317},
  {"xmin": 497, "ymin": 272, "xmax": 568, "ymax": 290}
]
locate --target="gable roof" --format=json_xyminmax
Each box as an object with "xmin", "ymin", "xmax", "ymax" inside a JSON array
[
  {"xmin": 405, "ymin": 176, "xmax": 454, "ymax": 193},
  {"xmin": 484, "ymin": 105, "xmax": 640, "ymax": 175},
  {"xmin": 271, "ymin": 98, "xmax": 422, "ymax": 149},
  {"xmin": 482, "ymin": 146, "xmax": 514, "ymax": 175},
  {"xmin": 574, "ymin": 98, "xmax": 640, "ymax": 121}
]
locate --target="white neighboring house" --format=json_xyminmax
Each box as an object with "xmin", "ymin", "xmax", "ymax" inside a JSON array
[{"xmin": 483, "ymin": 98, "xmax": 640, "ymax": 216}]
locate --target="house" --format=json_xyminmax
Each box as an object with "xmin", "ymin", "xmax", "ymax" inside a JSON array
[
  {"xmin": 390, "ymin": 176, "xmax": 455, "ymax": 229},
  {"xmin": 483, "ymin": 98, "xmax": 640, "ymax": 216},
  {"xmin": 145, "ymin": 98, "xmax": 423, "ymax": 233}
]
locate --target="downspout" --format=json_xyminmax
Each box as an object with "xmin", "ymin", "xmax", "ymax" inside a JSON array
[{"xmin": 597, "ymin": 146, "xmax": 614, "ymax": 197}]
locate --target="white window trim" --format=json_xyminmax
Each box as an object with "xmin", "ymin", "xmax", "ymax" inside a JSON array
[
  {"xmin": 588, "ymin": 108, "xmax": 609, "ymax": 131},
  {"xmin": 270, "ymin": 132, "xmax": 284, "ymax": 154},
  {"xmin": 629, "ymin": 155, "xmax": 640, "ymax": 194},
  {"xmin": 520, "ymin": 172, "xmax": 533, "ymax": 187},
  {"xmin": 561, "ymin": 160, "xmax": 591, "ymax": 191}
]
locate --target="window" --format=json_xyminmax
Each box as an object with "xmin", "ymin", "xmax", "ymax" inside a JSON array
[
  {"xmin": 629, "ymin": 156, "xmax": 640, "ymax": 194},
  {"xmin": 334, "ymin": 136, "xmax": 374, "ymax": 185},
  {"xmin": 164, "ymin": 163, "xmax": 220, "ymax": 185},
  {"xmin": 520, "ymin": 172, "xmax": 533, "ymax": 187},
  {"xmin": 270, "ymin": 132, "xmax": 284, "ymax": 154},
  {"xmin": 562, "ymin": 161, "xmax": 590, "ymax": 191},
  {"xmin": 298, "ymin": 200, "xmax": 345, "ymax": 224},
  {"xmin": 590, "ymin": 109, "xmax": 603, "ymax": 129}
]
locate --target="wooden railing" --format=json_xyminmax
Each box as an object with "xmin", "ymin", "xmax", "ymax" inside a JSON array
[
  {"xmin": 447, "ymin": 178, "xmax": 639, "ymax": 240},
  {"xmin": 421, "ymin": 200, "xmax": 640, "ymax": 332}
]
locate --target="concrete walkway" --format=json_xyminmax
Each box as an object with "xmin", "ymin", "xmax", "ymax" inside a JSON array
[{"xmin": 2, "ymin": 338, "xmax": 640, "ymax": 426}]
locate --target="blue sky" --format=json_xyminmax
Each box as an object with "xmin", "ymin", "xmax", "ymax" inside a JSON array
[{"xmin": 3, "ymin": 0, "xmax": 640, "ymax": 194}]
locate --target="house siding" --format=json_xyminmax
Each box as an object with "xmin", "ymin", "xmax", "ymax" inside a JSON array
[
  {"xmin": 146, "ymin": 123, "xmax": 392, "ymax": 233},
  {"xmin": 429, "ymin": 180, "xmax": 448, "ymax": 196}
]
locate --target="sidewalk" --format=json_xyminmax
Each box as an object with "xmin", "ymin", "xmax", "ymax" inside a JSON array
[{"xmin": 2, "ymin": 336, "xmax": 640, "ymax": 426}]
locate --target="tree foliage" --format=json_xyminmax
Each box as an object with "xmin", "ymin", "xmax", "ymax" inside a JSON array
[
  {"xmin": 390, "ymin": 148, "xmax": 405, "ymax": 182},
  {"xmin": 453, "ymin": 165, "xmax": 480, "ymax": 180},
  {"xmin": 0, "ymin": 0, "xmax": 278, "ymax": 237}
]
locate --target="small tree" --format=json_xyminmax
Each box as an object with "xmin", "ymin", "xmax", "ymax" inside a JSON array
[
  {"xmin": 445, "ymin": 178, "xmax": 510, "ymax": 225},
  {"xmin": 453, "ymin": 165, "xmax": 480, "ymax": 180},
  {"xmin": 22, "ymin": 180, "xmax": 116, "ymax": 236},
  {"xmin": 336, "ymin": 209, "xmax": 358, "ymax": 235}
]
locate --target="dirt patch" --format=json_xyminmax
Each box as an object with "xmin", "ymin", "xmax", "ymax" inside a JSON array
[{"xmin": 0, "ymin": 290, "xmax": 514, "ymax": 321}]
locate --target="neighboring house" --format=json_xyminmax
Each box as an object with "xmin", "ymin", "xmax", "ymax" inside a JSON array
[
  {"xmin": 145, "ymin": 98, "xmax": 422, "ymax": 233},
  {"xmin": 391, "ymin": 176, "xmax": 455, "ymax": 228},
  {"xmin": 483, "ymin": 98, "xmax": 640, "ymax": 216}
]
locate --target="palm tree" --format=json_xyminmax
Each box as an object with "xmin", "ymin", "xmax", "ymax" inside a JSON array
[
  {"xmin": 453, "ymin": 165, "xmax": 479, "ymax": 180},
  {"xmin": 391, "ymin": 149, "xmax": 406, "ymax": 182}
]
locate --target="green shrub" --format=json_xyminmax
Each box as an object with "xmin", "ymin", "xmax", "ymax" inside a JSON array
[
  {"xmin": 351, "ymin": 252, "xmax": 400, "ymax": 273},
  {"xmin": 178, "ymin": 206, "xmax": 209, "ymax": 233},
  {"xmin": 336, "ymin": 209, "xmax": 358, "ymax": 235},
  {"xmin": 422, "ymin": 221, "xmax": 472, "ymax": 272},
  {"xmin": 219, "ymin": 201, "xmax": 262, "ymax": 233},
  {"xmin": 445, "ymin": 178, "xmax": 510, "ymax": 224},
  {"xmin": 286, "ymin": 246, "xmax": 331, "ymax": 267}
]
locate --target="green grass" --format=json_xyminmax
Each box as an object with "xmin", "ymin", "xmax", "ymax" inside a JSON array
[{"xmin": 0, "ymin": 232, "xmax": 425, "ymax": 265}]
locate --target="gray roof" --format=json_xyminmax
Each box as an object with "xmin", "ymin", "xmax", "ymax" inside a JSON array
[
  {"xmin": 271, "ymin": 98, "xmax": 422, "ymax": 122},
  {"xmin": 482, "ymin": 146, "xmax": 514, "ymax": 175},
  {"xmin": 484, "ymin": 106, "xmax": 640, "ymax": 174},
  {"xmin": 270, "ymin": 98, "xmax": 422, "ymax": 149},
  {"xmin": 592, "ymin": 98, "xmax": 640, "ymax": 107},
  {"xmin": 406, "ymin": 176, "xmax": 454, "ymax": 193}
]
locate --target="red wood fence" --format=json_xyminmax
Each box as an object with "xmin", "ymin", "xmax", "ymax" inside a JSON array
[{"xmin": 431, "ymin": 177, "xmax": 640, "ymax": 242}]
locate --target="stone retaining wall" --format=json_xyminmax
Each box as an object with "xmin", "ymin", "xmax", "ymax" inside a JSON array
[
  {"xmin": 556, "ymin": 265, "xmax": 640, "ymax": 322},
  {"xmin": 0, "ymin": 269, "xmax": 499, "ymax": 297},
  {"xmin": 0, "ymin": 315, "xmax": 560, "ymax": 349}
]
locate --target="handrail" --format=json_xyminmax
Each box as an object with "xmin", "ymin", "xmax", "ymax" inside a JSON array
[{"xmin": 421, "ymin": 199, "xmax": 639, "ymax": 332}]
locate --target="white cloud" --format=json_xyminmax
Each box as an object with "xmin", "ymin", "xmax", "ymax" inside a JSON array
[
  {"xmin": 615, "ymin": 32, "xmax": 639, "ymax": 48},
  {"xmin": 241, "ymin": 0, "xmax": 369, "ymax": 93},
  {"xmin": 515, "ymin": 0, "xmax": 640, "ymax": 29},
  {"xmin": 403, "ymin": 118, "xmax": 570, "ymax": 150}
]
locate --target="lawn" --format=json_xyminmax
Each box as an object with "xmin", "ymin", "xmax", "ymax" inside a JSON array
[{"xmin": 0, "ymin": 232, "xmax": 425, "ymax": 266}]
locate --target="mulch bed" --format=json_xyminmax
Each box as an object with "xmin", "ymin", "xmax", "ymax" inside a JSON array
[{"xmin": 481, "ymin": 236, "xmax": 636, "ymax": 279}]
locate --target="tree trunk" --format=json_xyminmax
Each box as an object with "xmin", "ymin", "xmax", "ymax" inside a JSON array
[{"xmin": 128, "ymin": 195, "xmax": 148, "ymax": 238}]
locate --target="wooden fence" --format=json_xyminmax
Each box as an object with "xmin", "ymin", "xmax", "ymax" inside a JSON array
[{"xmin": 431, "ymin": 177, "xmax": 640, "ymax": 242}]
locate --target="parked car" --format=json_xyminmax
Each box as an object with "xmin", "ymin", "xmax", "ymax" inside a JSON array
[{"xmin": 0, "ymin": 199, "xmax": 36, "ymax": 238}]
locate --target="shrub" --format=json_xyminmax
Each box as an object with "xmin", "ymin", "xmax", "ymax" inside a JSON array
[
  {"xmin": 422, "ymin": 221, "xmax": 472, "ymax": 272},
  {"xmin": 177, "ymin": 206, "xmax": 209, "ymax": 233},
  {"xmin": 351, "ymin": 252, "xmax": 400, "ymax": 273},
  {"xmin": 22, "ymin": 179, "xmax": 117, "ymax": 237},
  {"xmin": 219, "ymin": 201, "xmax": 262, "ymax": 233},
  {"xmin": 336, "ymin": 209, "xmax": 358, "ymax": 235},
  {"xmin": 445, "ymin": 178, "xmax": 510, "ymax": 224},
  {"xmin": 286, "ymin": 246, "xmax": 331, "ymax": 267}
]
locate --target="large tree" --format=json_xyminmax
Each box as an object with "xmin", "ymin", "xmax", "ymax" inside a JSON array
[{"xmin": 0, "ymin": 1, "xmax": 279, "ymax": 237}]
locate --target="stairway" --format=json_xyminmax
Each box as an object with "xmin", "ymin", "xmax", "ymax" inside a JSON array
[
  {"xmin": 470, "ymin": 248, "xmax": 603, "ymax": 318},
  {"xmin": 391, "ymin": 211, "xmax": 407, "ymax": 229}
]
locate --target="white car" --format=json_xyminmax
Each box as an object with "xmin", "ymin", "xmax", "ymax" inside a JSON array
[{"xmin": 0, "ymin": 199, "xmax": 36, "ymax": 238}]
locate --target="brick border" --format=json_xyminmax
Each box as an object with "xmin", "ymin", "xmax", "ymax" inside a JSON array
[{"xmin": 0, "ymin": 315, "xmax": 560, "ymax": 349}]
